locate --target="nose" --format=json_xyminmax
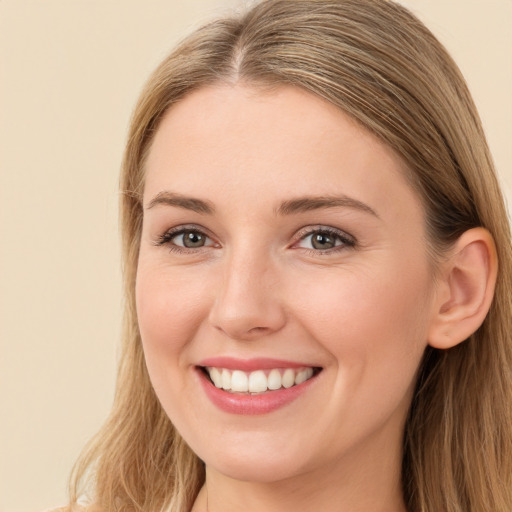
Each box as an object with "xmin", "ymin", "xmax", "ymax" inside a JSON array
[{"xmin": 208, "ymin": 250, "xmax": 286, "ymax": 341}]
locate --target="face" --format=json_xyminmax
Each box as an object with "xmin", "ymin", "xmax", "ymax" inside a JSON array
[{"xmin": 136, "ymin": 84, "xmax": 437, "ymax": 484}]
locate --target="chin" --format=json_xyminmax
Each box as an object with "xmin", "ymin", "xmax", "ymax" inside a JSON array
[
  {"xmin": 195, "ymin": 431, "xmax": 316, "ymax": 483},
  {"xmin": 207, "ymin": 454, "xmax": 306, "ymax": 483}
]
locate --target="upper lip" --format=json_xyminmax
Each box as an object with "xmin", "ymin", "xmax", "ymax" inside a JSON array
[{"xmin": 197, "ymin": 356, "xmax": 320, "ymax": 372}]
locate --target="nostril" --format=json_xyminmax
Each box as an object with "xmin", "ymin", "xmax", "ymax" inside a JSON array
[
  {"xmin": 247, "ymin": 326, "xmax": 270, "ymax": 334},
  {"xmin": 212, "ymin": 323, "xmax": 276, "ymax": 342}
]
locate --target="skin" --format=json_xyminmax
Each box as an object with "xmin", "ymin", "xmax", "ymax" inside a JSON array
[{"xmin": 136, "ymin": 84, "xmax": 444, "ymax": 512}]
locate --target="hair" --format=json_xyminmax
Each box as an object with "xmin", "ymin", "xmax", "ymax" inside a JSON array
[{"xmin": 67, "ymin": 1, "xmax": 512, "ymax": 511}]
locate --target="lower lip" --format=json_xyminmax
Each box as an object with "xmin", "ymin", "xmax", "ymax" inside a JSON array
[{"xmin": 196, "ymin": 368, "xmax": 319, "ymax": 415}]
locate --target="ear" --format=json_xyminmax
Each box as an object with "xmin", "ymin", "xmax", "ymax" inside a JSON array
[{"xmin": 428, "ymin": 227, "xmax": 498, "ymax": 349}]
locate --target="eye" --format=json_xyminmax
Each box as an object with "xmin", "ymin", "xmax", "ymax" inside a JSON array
[
  {"xmin": 295, "ymin": 227, "xmax": 355, "ymax": 252},
  {"xmin": 156, "ymin": 226, "xmax": 217, "ymax": 251},
  {"xmin": 173, "ymin": 230, "xmax": 210, "ymax": 248}
]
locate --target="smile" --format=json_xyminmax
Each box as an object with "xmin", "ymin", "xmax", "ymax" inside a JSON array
[
  {"xmin": 196, "ymin": 359, "xmax": 322, "ymax": 415},
  {"xmin": 203, "ymin": 366, "xmax": 317, "ymax": 394}
]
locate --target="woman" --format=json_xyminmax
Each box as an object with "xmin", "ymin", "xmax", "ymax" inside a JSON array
[{"xmin": 67, "ymin": 1, "xmax": 512, "ymax": 511}]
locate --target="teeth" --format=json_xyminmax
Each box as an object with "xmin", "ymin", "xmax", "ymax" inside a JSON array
[
  {"xmin": 231, "ymin": 370, "xmax": 248, "ymax": 392},
  {"xmin": 295, "ymin": 368, "xmax": 313, "ymax": 385},
  {"xmin": 267, "ymin": 369, "xmax": 282, "ymax": 390},
  {"xmin": 248, "ymin": 370, "xmax": 267, "ymax": 393},
  {"xmin": 282, "ymin": 368, "xmax": 295, "ymax": 388},
  {"xmin": 205, "ymin": 366, "xmax": 316, "ymax": 393},
  {"xmin": 221, "ymin": 369, "xmax": 231, "ymax": 390},
  {"xmin": 209, "ymin": 367, "xmax": 222, "ymax": 388}
]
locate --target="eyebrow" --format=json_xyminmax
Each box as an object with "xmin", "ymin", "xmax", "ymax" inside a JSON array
[
  {"xmin": 146, "ymin": 191, "xmax": 215, "ymax": 214},
  {"xmin": 276, "ymin": 195, "xmax": 379, "ymax": 218},
  {"xmin": 146, "ymin": 191, "xmax": 379, "ymax": 218}
]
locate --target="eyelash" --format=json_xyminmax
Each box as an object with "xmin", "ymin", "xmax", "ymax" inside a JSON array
[
  {"xmin": 155, "ymin": 225, "xmax": 356, "ymax": 255},
  {"xmin": 155, "ymin": 225, "xmax": 216, "ymax": 254},
  {"xmin": 293, "ymin": 226, "xmax": 356, "ymax": 255}
]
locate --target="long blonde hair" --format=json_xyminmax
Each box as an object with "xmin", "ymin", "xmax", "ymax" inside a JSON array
[{"xmin": 68, "ymin": 1, "xmax": 512, "ymax": 511}]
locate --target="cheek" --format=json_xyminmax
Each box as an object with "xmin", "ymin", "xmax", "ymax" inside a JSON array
[
  {"xmin": 288, "ymin": 259, "xmax": 431, "ymax": 403},
  {"xmin": 135, "ymin": 262, "xmax": 212, "ymax": 383},
  {"xmin": 292, "ymin": 260, "xmax": 431, "ymax": 344}
]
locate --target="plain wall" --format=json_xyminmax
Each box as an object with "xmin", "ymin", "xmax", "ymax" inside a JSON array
[{"xmin": 0, "ymin": 1, "xmax": 510, "ymax": 511}]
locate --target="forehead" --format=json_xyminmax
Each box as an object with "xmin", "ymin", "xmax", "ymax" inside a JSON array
[{"xmin": 143, "ymin": 84, "xmax": 422, "ymax": 224}]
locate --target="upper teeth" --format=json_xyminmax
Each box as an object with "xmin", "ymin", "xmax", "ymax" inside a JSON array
[{"xmin": 205, "ymin": 367, "xmax": 315, "ymax": 393}]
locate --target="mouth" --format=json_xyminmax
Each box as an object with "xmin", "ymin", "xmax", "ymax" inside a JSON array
[
  {"xmin": 196, "ymin": 357, "xmax": 323, "ymax": 414},
  {"xmin": 198, "ymin": 366, "xmax": 322, "ymax": 395}
]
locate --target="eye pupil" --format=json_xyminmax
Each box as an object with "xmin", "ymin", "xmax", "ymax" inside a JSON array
[
  {"xmin": 312, "ymin": 233, "xmax": 335, "ymax": 250},
  {"xmin": 183, "ymin": 231, "xmax": 205, "ymax": 248}
]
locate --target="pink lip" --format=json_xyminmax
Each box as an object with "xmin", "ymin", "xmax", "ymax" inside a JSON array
[
  {"xmin": 195, "ymin": 363, "xmax": 320, "ymax": 415},
  {"xmin": 198, "ymin": 356, "xmax": 313, "ymax": 371}
]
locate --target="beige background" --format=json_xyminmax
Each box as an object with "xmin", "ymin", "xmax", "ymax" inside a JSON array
[{"xmin": 0, "ymin": 1, "xmax": 510, "ymax": 511}]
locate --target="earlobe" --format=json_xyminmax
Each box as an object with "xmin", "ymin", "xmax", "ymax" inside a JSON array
[{"xmin": 428, "ymin": 228, "xmax": 498, "ymax": 349}]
